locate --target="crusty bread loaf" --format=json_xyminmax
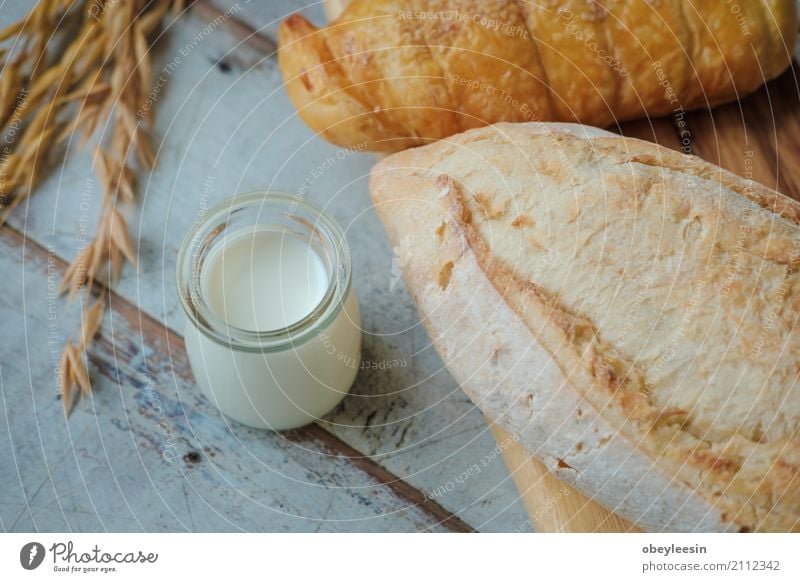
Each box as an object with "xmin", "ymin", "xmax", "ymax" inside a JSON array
[
  {"xmin": 369, "ymin": 122, "xmax": 800, "ymax": 532},
  {"xmin": 280, "ymin": 0, "xmax": 797, "ymax": 152}
]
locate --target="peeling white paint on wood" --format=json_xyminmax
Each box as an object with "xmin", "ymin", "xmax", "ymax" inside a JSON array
[
  {"xmin": 0, "ymin": 230, "xmax": 466, "ymax": 532},
  {"xmin": 0, "ymin": 1, "xmax": 529, "ymax": 532}
]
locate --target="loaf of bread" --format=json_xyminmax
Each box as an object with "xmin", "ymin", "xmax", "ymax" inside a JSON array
[
  {"xmin": 279, "ymin": 0, "xmax": 797, "ymax": 152},
  {"xmin": 369, "ymin": 122, "xmax": 800, "ymax": 532}
]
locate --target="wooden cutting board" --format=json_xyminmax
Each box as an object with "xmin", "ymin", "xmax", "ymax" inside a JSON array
[{"xmin": 321, "ymin": 0, "xmax": 800, "ymax": 532}]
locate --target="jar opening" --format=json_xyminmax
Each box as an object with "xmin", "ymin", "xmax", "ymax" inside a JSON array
[{"xmin": 176, "ymin": 192, "xmax": 352, "ymax": 352}]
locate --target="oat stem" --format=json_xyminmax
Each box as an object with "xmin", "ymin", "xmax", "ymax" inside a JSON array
[{"xmin": 0, "ymin": 0, "xmax": 182, "ymax": 417}]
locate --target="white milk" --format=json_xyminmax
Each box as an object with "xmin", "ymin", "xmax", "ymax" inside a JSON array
[
  {"xmin": 178, "ymin": 193, "xmax": 361, "ymax": 431},
  {"xmin": 203, "ymin": 230, "xmax": 329, "ymax": 331}
]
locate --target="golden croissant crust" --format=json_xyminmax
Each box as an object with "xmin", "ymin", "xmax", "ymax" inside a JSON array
[{"xmin": 278, "ymin": 0, "xmax": 797, "ymax": 152}]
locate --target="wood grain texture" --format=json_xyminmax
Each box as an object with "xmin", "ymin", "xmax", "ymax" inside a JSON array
[
  {"xmin": 0, "ymin": 0, "xmax": 527, "ymax": 532},
  {"xmin": 317, "ymin": 0, "xmax": 800, "ymax": 532},
  {"xmin": 320, "ymin": 0, "xmax": 632, "ymax": 533},
  {"xmin": 3, "ymin": 0, "xmax": 797, "ymax": 533},
  {"xmin": 323, "ymin": 0, "xmax": 350, "ymax": 21},
  {"xmin": 488, "ymin": 424, "xmax": 638, "ymax": 533},
  {"xmin": 0, "ymin": 225, "xmax": 470, "ymax": 532}
]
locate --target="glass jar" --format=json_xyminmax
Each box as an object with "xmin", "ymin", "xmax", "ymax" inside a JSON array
[{"xmin": 176, "ymin": 191, "xmax": 361, "ymax": 430}]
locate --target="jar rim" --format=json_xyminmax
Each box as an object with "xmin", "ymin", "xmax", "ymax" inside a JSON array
[{"xmin": 176, "ymin": 191, "xmax": 352, "ymax": 353}]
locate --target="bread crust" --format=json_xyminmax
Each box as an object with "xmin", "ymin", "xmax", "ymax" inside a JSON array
[
  {"xmin": 281, "ymin": 0, "xmax": 798, "ymax": 151},
  {"xmin": 369, "ymin": 122, "xmax": 800, "ymax": 531}
]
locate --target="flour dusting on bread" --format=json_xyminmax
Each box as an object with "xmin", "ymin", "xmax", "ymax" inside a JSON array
[{"xmin": 370, "ymin": 122, "xmax": 800, "ymax": 532}]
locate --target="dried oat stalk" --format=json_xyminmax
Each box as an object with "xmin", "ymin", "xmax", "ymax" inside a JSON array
[{"xmin": 0, "ymin": 0, "xmax": 184, "ymax": 417}]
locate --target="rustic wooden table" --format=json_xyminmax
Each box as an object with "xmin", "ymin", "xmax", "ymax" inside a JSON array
[{"xmin": 1, "ymin": 1, "xmax": 798, "ymax": 532}]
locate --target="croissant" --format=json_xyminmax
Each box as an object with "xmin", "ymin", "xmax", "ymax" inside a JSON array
[{"xmin": 278, "ymin": 0, "xmax": 797, "ymax": 152}]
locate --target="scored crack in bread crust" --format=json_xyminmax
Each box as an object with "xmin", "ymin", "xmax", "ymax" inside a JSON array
[{"xmin": 369, "ymin": 122, "xmax": 800, "ymax": 532}]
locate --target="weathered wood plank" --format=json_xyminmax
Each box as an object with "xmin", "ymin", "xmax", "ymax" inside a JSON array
[
  {"xmin": 2, "ymin": 2, "xmax": 529, "ymax": 530},
  {"xmin": 0, "ymin": 226, "xmax": 469, "ymax": 532},
  {"xmin": 198, "ymin": 0, "xmax": 800, "ymax": 532}
]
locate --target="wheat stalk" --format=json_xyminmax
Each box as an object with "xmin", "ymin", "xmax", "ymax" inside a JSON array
[{"xmin": 0, "ymin": 0, "xmax": 183, "ymax": 417}]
